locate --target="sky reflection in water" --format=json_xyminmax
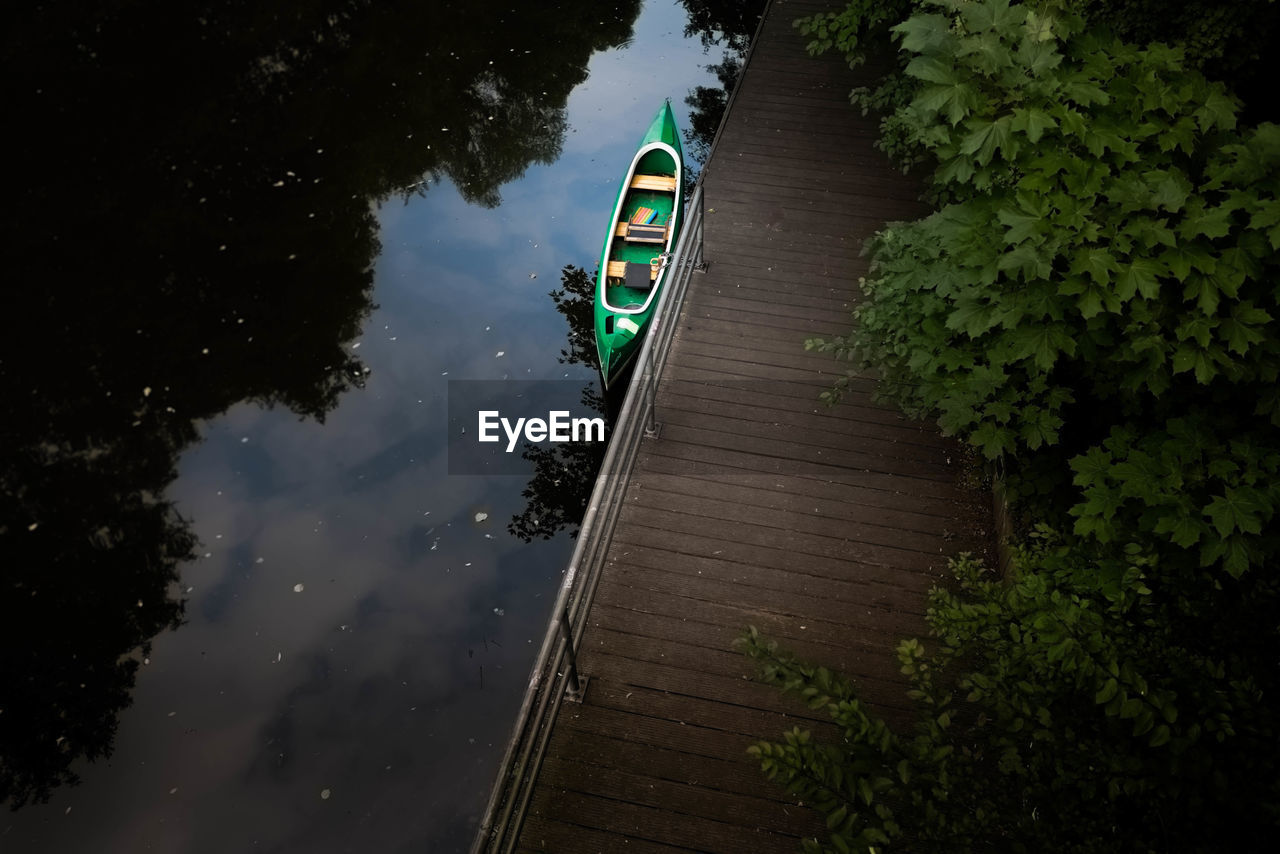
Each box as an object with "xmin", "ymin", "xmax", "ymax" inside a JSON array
[{"xmin": 1, "ymin": 1, "xmax": 754, "ymax": 851}]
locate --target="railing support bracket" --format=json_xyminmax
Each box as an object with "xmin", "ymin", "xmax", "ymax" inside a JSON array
[{"xmin": 564, "ymin": 677, "xmax": 589, "ymax": 704}]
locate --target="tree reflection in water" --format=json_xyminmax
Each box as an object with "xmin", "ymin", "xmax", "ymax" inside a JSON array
[
  {"xmin": 0, "ymin": 0, "xmax": 641, "ymax": 809},
  {"xmin": 509, "ymin": 266, "xmax": 610, "ymax": 543},
  {"xmin": 681, "ymin": 0, "xmax": 767, "ymax": 170}
]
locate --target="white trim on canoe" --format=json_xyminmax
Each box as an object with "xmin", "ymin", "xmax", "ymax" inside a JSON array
[{"xmin": 600, "ymin": 140, "xmax": 682, "ymax": 315}]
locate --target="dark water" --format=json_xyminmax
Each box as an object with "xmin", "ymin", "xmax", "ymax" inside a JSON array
[{"xmin": 0, "ymin": 1, "xmax": 761, "ymax": 851}]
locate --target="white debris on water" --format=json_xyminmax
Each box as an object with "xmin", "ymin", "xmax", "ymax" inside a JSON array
[
  {"xmin": 474, "ymin": 512, "xmax": 488, "ymax": 523},
  {"xmin": 493, "ymin": 608, "xmax": 504, "ymax": 616},
  {"xmin": 494, "ymin": 351, "xmax": 504, "ymax": 358},
  {"xmin": 293, "ymin": 583, "xmax": 304, "ymax": 593},
  {"xmin": 320, "ymin": 788, "xmax": 332, "ymax": 800}
]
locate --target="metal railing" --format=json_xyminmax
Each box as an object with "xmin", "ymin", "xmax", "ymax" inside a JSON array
[{"xmin": 468, "ymin": 186, "xmax": 704, "ymax": 854}]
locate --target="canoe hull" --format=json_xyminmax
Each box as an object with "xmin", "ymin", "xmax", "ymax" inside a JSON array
[{"xmin": 593, "ymin": 102, "xmax": 684, "ymax": 390}]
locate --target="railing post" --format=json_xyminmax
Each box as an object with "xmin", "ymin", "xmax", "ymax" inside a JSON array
[
  {"xmin": 559, "ymin": 607, "xmax": 587, "ymax": 703},
  {"xmin": 695, "ymin": 194, "xmax": 706, "ymax": 270},
  {"xmin": 643, "ymin": 357, "xmax": 660, "ymax": 438}
]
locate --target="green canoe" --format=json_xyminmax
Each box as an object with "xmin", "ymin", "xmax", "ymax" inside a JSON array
[{"xmin": 594, "ymin": 101, "xmax": 684, "ymax": 390}]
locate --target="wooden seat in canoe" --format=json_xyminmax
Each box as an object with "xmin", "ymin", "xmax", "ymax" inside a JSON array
[
  {"xmin": 607, "ymin": 260, "xmax": 657, "ymax": 285},
  {"xmin": 627, "ymin": 223, "xmax": 667, "ymax": 243},
  {"xmin": 630, "ymin": 174, "xmax": 678, "ymax": 192},
  {"xmin": 615, "ymin": 220, "xmax": 668, "ymax": 244}
]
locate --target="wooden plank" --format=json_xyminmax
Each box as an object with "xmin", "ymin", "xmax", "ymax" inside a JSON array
[
  {"xmin": 578, "ymin": 667, "xmax": 915, "ymax": 741},
  {"xmin": 598, "ymin": 535, "xmax": 943, "ymax": 607},
  {"xmin": 607, "ymin": 259, "xmax": 657, "ymax": 281},
  {"xmin": 568, "ymin": 680, "xmax": 835, "ymax": 748},
  {"xmin": 613, "ymin": 502, "xmax": 947, "ymax": 573},
  {"xmin": 680, "ymin": 299, "xmax": 850, "ymax": 335},
  {"xmin": 536, "ymin": 754, "xmax": 817, "ymax": 837},
  {"xmin": 634, "ymin": 453, "xmax": 984, "ymax": 520},
  {"xmin": 624, "ymin": 483, "xmax": 956, "ymax": 554},
  {"xmin": 685, "ymin": 279, "xmax": 857, "ymax": 313},
  {"xmin": 518, "ymin": 817, "xmax": 692, "ymax": 854},
  {"xmin": 632, "ymin": 173, "xmax": 679, "ymax": 191},
  {"xmin": 652, "ymin": 384, "xmax": 951, "ymax": 450},
  {"xmin": 644, "ymin": 421, "xmax": 963, "ymax": 486},
  {"xmin": 524, "ymin": 785, "xmax": 804, "ymax": 854},
  {"xmin": 637, "ymin": 435, "xmax": 971, "ymax": 500},
  {"xmin": 680, "ymin": 313, "xmax": 849, "ymax": 350},
  {"xmin": 587, "ymin": 599, "xmax": 927, "ymax": 670},
  {"xmin": 594, "ymin": 565, "xmax": 934, "ymax": 648},
  {"xmin": 647, "ymin": 406, "xmax": 957, "ymax": 476},
  {"xmin": 542, "ymin": 725, "xmax": 793, "ymax": 803},
  {"xmin": 626, "ymin": 222, "xmax": 668, "ymax": 244},
  {"xmin": 605, "ymin": 515, "xmax": 948, "ymax": 580},
  {"xmin": 628, "ymin": 471, "xmax": 970, "ymax": 538},
  {"xmin": 583, "ymin": 607, "xmax": 924, "ymax": 693},
  {"xmin": 652, "ymin": 373, "xmax": 910, "ymax": 419}
]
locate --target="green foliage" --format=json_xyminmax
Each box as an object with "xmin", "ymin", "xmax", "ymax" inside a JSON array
[
  {"xmin": 808, "ymin": 0, "xmax": 1280, "ymax": 575},
  {"xmin": 794, "ymin": 0, "xmax": 913, "ymax": 67},
  {"xmin": 795, "ymin": 0, "xmax": 927, "ymax": 169},
  {"xmin": 1069, "ymin": 0, "xmax": 1280, "ymax": 101},
  {"xmin": 742, "ymin": 541, "xmax": 1280, "ymax": 852},
  {"xmin": 779, "ymin": 1, "xmax": 1280, "ymax": 851},
  {"xmin": 1069, "ymin": 416, "xmax": 1280, "ymax": 576}
]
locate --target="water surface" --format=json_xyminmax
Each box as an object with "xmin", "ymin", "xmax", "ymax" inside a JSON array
[{"xmin": 1, "ymin": 1, "xmax": 762, "ymax": 850}]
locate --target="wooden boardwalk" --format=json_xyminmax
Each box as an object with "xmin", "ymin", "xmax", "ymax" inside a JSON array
[{"xmin": 514, "ymin": 0, "xmax": 992, "ymax": 850}]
